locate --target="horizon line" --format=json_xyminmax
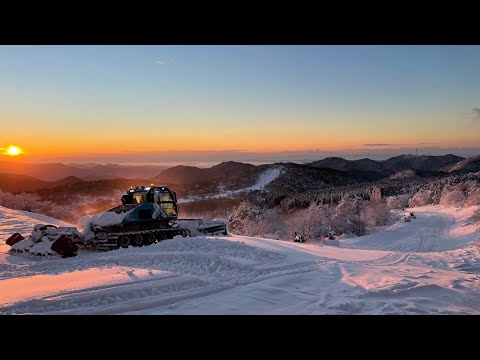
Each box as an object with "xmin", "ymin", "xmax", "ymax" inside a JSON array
[{"xmin": 1, "ymin": 148, "xmax": 478, "ymax": 166}]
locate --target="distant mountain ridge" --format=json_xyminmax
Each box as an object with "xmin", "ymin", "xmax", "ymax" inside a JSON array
[
  {"xmin": 0, "ymin": 174, "xmax": 84, "ymax": 193},
  {"xmin": 0, "ymin": 154, "xmax": 469, "ymax": 183},
  {"xmin": 380, "ymin": 154, "xmax": 464, "ymax": 172},
  {"xmin": 152, "ymin": 161, "xmax": 257, "ymax": 185},
  {"xmin": 0, "ymin": 155, "xmax": 475, "ymax": 195},
  {"xmin": 0, "ymin": 161, "xmax": 168, "ymax": 181},
  {"xmin": 442, "ymin": 155, "xmax": 480, "ymax": 174},
  {"xmin": 307, "ymin": 157, "xmax": 393, "ymax": 180},
  {"xmin": 306, "ymin": 154, "xmax": 466, "ymax": 178}
]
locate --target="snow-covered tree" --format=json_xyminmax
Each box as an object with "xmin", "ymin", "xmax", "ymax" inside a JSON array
[
  {"xmin": 364, "ymin": 200, "xmax": 390, "ymax": 228},
  {"xmin": 440, "ymin": 189, "xmax": 465, "ymax": 207},
  {"xmin": 466, "ymin": 188, "xmax": 480, "ymax": 206},
  {"xmin": 286, "ymin": 203, "xmax": 332, "ymax": 240},
  {"xmin": 228, "ymin": 201, "xmax": 267, "ymax": 235},
  {"xmin": 0, "ymin": 191, "xmax": 75, "ymax": 223},
  {"xmin": 386, "ymin": 194, "xmax": 411, "ymax": 210},
  {"xmin": 333, "ymin": 195, "xmax": 367, "ymax": 236},
  {"xmin": 409, "ymin": 190, "xmax": 433, "ymax": 207}
]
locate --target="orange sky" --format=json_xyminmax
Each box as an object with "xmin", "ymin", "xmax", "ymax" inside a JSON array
[
  {"xmin": 1, "ymin": 45, "xmax": 480, "ymax": 162},
  {"xmin": 4, "ymin": 118, "xmax": 479, "ymax": 157}
]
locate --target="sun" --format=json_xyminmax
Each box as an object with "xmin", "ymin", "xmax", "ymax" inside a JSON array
[{"xmin": 3, "ymin": 145, "xmax": 24, "ymax": 156}]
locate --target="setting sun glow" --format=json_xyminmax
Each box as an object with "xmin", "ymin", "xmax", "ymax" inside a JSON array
[
  {"xmin": 4, "ymin": 145, "xmax": 23, "ymax": 156},
  {"xmin": 0, "ymin": 46, "xmax": 479, "ymax": 163}
]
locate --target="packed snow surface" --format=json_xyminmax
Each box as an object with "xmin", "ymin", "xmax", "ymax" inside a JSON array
[{"xmin": 1, "ymin": 204, "xmax": 480, "ymax": 314}]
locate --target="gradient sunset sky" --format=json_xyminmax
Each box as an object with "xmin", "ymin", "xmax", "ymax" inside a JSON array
[{"xmin": 1, "ymin": 45, "xmax": 479, "ymax": 163}]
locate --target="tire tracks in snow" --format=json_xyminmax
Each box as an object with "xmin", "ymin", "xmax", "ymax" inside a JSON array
[
  {"xmin": 351, "ymin": 214, "xmax": 450, "ymax": 267},
  {"xmin": 0, "ymin": 256, "xmax": 319, "ymax": 314}
]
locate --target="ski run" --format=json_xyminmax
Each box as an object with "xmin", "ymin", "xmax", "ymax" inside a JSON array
[{"xmin": 1, "ymin": 204, "xmax": 480, "ymax": 314}]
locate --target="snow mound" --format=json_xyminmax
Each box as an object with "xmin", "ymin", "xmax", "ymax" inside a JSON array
[
  {"xmin": 0, "ymin": 206, "xmax": 72, "ymax": 242},
  {"xmin": 89, "ymin": 211, "xmax": 126, "ymax": 227},
  {"xmin": 10, "ymin": 224, "xmax": 65, "ymax": 256},
  {"xmin": 77, "ymin": 211, "xmax": 127, "ymax": 240},
  {"xmin": 153, "ymin": 236, "xmax": 284, "ymax": 263}
]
